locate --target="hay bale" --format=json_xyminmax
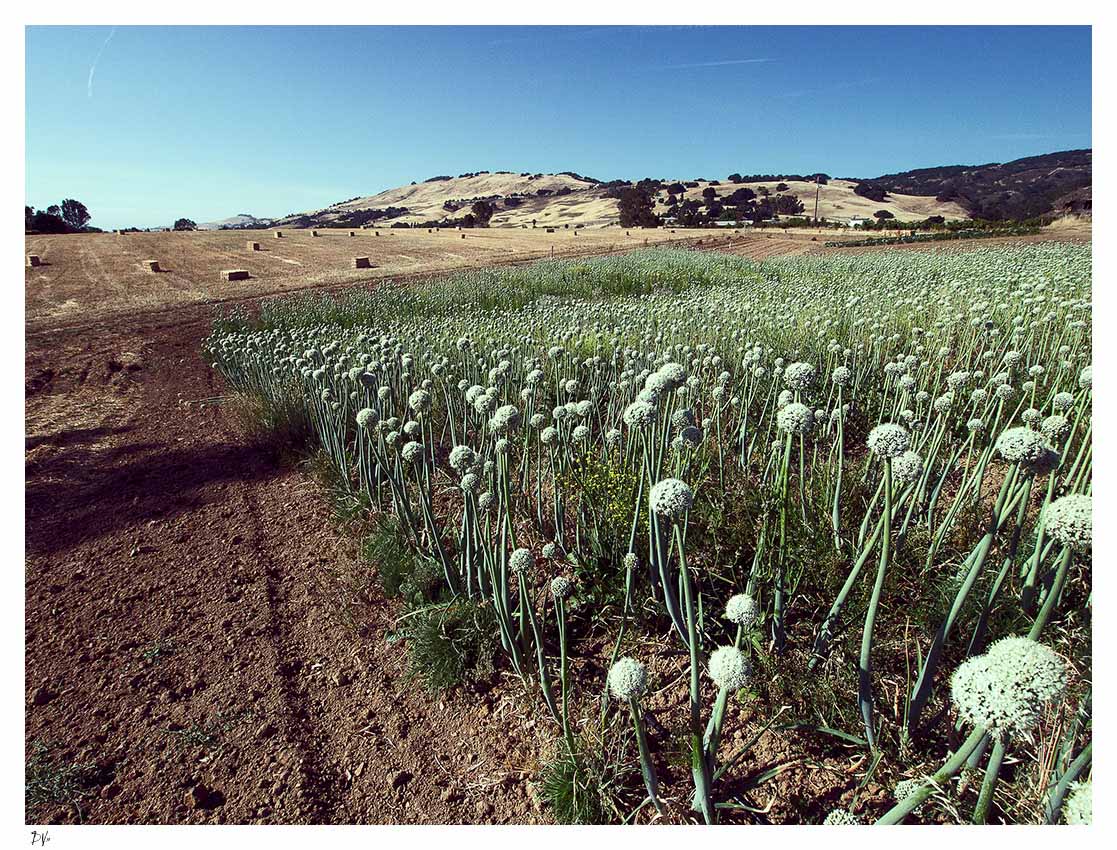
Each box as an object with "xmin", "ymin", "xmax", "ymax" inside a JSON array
[
  {"xmin": 311, "ymin": 230, "xmax": 321, "ymax": 237},
  {"xmin": 26, "ymin": 254, "xmax": 41, "ymax": 268},
  {"xmin": 461, "ymin": 233, "xmax": 466, "ymax": 239},
  {"xmin": 546, "ymin": 227, "xmax": 555, "ymax": 233},
  {"xmin": 274, "ymin": 231, "xmax": 283, "ymax": 238},
  {"xmin": 348, "ymin": 231, "xmax": 356, "ymax": 237},
  {"xmin": 221, "ymin": 269, "xmax": 250, "ymax": 281},
  {"xmin": 247, "ymin": 241, "xmax": 260, "ymax": 251},
  {"xmin": 141, "ymin": 259, "xmax": 161, "ymax": 273},
  {"xmin": 352, "ymin": 256, "xmax": 372, "ymax": 269}
]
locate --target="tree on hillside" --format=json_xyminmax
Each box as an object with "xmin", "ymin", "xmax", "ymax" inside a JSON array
[
  {"xmin": 854, "ymin": 182, "xmax": 889, "ymax": 203},
  {"xmin": 773, "ymin": 194, "xmax": 806, "ymax": 215},
  {"xmin": 61, "ymin": 198, "xmax": 91, "ymax": 230},
  {"xmin": 874, "ymin": 209, "xmax": 894, "ymax": 220},
  {"xmin": 776, "ymin": 182, "xmax": 789, "ymax": 192},
  {"xmin": 173, "ymin": 218, "xmax": 198, "ymax": 231},
  {"xmin": 701, "ymin": 186, "xmax": 718, "ymax": 203},
  {"xmin": 667, "ymin": 182, "xmax": 685, "ymax": 195},
  {"xmin": 725, "ymin": 187, "xmax": 756, "ymax": 205},
  {"xmin": 728, "ymin": 173, "xmax": 743, "ymax": 183},
  {"xmin": 617, "ymin": 188, "xmax": 660, "ymax": 227},
  {"xmin": 470, "ymin": 200, "xmax": 495, "ymax": 226},
  {"xmin": 25, "ymin": 206, "xmax": 34, "ymax": 230},
  {"xmin": 46, "ymin": 204, "xmax": 61, "ymax": 219}
]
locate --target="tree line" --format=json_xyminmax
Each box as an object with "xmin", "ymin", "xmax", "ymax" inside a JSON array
[{"xmin": 25, "ymin": 199, "xmax": 94, "ymax": 233}]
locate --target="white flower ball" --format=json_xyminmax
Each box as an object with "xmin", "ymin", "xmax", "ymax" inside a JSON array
[
  {"xmin": 408, "ymin": 388, "xmax": 431, "ymax": 413},
  {"xmin": 725, "ymin": 593, "xmax": 759, "ymax": 629},
  {"xmin": 950, "ymin": 637, "xmax": 1068, "ymax": 739},
  {"xmin": 649, "ymin": 478, "xmax": 693, "ymax": 520},
  {"xmin": 1041, "ymin": 414, "xmax": 1070, "ymax": 443},
  {"xmin": 784, "ymin": 361, "xmax": 817, "ymax": 390},
  {"xmin": 449, "ymin": 444, "xmax": 477, "ymax": 471},
  {"xmin": 777, "ymin": 402, "xmax": 815, "ymax": 435},
  {"xmin": 1064, "ymin": 780, "xmax": 1092, "ymax": 825},
  {"xmin": 623, "ymin": 400, "xmax": 657, "ymax": 428},
  {"xmin": 1052, "ymin": 391, "xmax": 1075, "ymax": 411},
  {"xmin": 1043, "ymin": 494, "xmax": 1092, "ymax": 551},
  {"xmin": 823, "ymin": 809, "xmax": 861, "ymax": 825},
  {"xmin": 995, "ymin": 426, "xmax": 1048, "ymax": 465},
  {"xmin": 867, "ymin": 423, "xmax": 910, "ymax": 459},
  {"xmin": 607, "ymin": 657, "xmax": 648, "ymax": 701},
  {"xmin": 509, "ymin": 548, "xmax": 534, "ymax": 574},
  {"xmin": 891, "ymin": 450, "xmax": 924, "ymax": 486},
  {"xmin": 708, "ymin": 645, "xmax": 751, "ymax": 691},
  {"xmin": 489, "ymin": 404, "xmax": 522, "ymax": 434}
]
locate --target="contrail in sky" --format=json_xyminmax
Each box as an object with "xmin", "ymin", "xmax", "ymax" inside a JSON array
[
  {"xmin": 88, "ymin": 27, "xmax": 117, "ymax": 98},
  {"xmin": 665, "ymin": 58, "xmax": 773, "ymax": 69}
]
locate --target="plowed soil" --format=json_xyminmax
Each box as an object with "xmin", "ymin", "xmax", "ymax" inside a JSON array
[{"xmin": 25, "ymin": 301, "xmax": 561, "ymax": 824}]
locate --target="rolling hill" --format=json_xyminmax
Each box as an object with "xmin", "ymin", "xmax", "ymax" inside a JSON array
[
  {"xmin": 198, "ymin": 213, "xmax": 274, "ymax": 230},
  {"xmin": 267, "ymin": 170, "xmax": 969, "ymax": 231},
  {"xmin": 245, "ymin": 151, "xmax": 1090, "ymax": 231},
  {"xmin": 856, "ymin": 149, "xmax": 1091, "ymax": 220}
]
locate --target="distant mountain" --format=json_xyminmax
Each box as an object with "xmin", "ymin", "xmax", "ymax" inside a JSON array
[
  {"xmin": 854, "ymin": 149, "xmax": 1091, "ymax": 220},
  {"xmin": 198, "ymin": 213, "xmax": 273, "ymax": 230}
]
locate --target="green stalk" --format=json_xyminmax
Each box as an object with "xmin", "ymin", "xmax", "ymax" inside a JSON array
[
  {"xmin": 629, "ymin": 698, "xmax": 665, "ymax": 817},
  {"xmin": 1028, "ymin": 546, "xmax": 1074, "ymax": 640},
  {"xmin": 875, "ymin": 725, "xmax": 987, "ymax": 824},
  {"xmin": 859, "ymin": 457, "xmax": 891, "ymax": 749},
  {"xmin": 972, "ymin": 736, "xmax": 1007, "ymax": 824}
]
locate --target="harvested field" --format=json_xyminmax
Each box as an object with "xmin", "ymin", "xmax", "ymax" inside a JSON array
[{"xmin": 24, "ymin": 228, "xmax": 843, "ymax": 334}]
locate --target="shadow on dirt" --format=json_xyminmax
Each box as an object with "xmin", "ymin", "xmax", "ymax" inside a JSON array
[{"xmin": 25, "ymin": 436, "xmax": 282, "ymax": 556}]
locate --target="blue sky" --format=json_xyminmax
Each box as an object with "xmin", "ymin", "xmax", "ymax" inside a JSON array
[{"xmin": 26, "ymin": 25, "xmax": 1091, "ymax": 230}]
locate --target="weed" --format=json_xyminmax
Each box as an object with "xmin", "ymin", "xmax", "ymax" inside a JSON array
[
  {"xmin": 399, "ymin": 597, "xmax": 498, "ymax": 691},
  {"xmin": 25, "ymin": 740, "xmax": 98, "ymax": 818},
  {"xmin": 540, "ymin": 745, "xmax": 612, "ymax": 824}
]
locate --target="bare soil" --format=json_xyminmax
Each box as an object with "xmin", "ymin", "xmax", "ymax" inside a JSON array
[{"xmin": 25, "ymin": 303, "xmax": 559, "ymax": 824}]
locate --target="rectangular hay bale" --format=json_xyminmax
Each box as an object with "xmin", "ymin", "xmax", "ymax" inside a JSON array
[
  {"xmin": 26, "ymin": 255, "xmax": 41, "ymax": 268},
  {"xmin": 311, "ymin": 230, "xmax": 320, "ymax": 237},
  {"xmin": 352, "ymin": 256, "xmax": 372, "ymax": 269},
  {"xmin": 142, "ymin": 259, "xmax": 161, "ymax": 273},
  {"xmin": 247, "ymin": 241, "xmax": 260, "ymax": 251},
  {"xmin": 221, "ymin": 269, "xmax": 250, "ymax": 281}
]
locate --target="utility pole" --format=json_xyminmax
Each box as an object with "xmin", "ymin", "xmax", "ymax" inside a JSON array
[{"xmin": 813, "ymin": 174, "xmax": 821, "ymax": 225}]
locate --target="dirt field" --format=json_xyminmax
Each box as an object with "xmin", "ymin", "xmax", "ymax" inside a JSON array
[
  {"xmin": 25, "ymin": 225, "xmax": 1088, "ymax": 824},
  {"xmin": 25, "ymin": 228, "xmax": 840, "ymax": 333}
]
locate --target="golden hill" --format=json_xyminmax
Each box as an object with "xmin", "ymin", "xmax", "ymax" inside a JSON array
[{"xmin": 271, "ymin": 171, "xmax": 968, "ymax": 230}]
